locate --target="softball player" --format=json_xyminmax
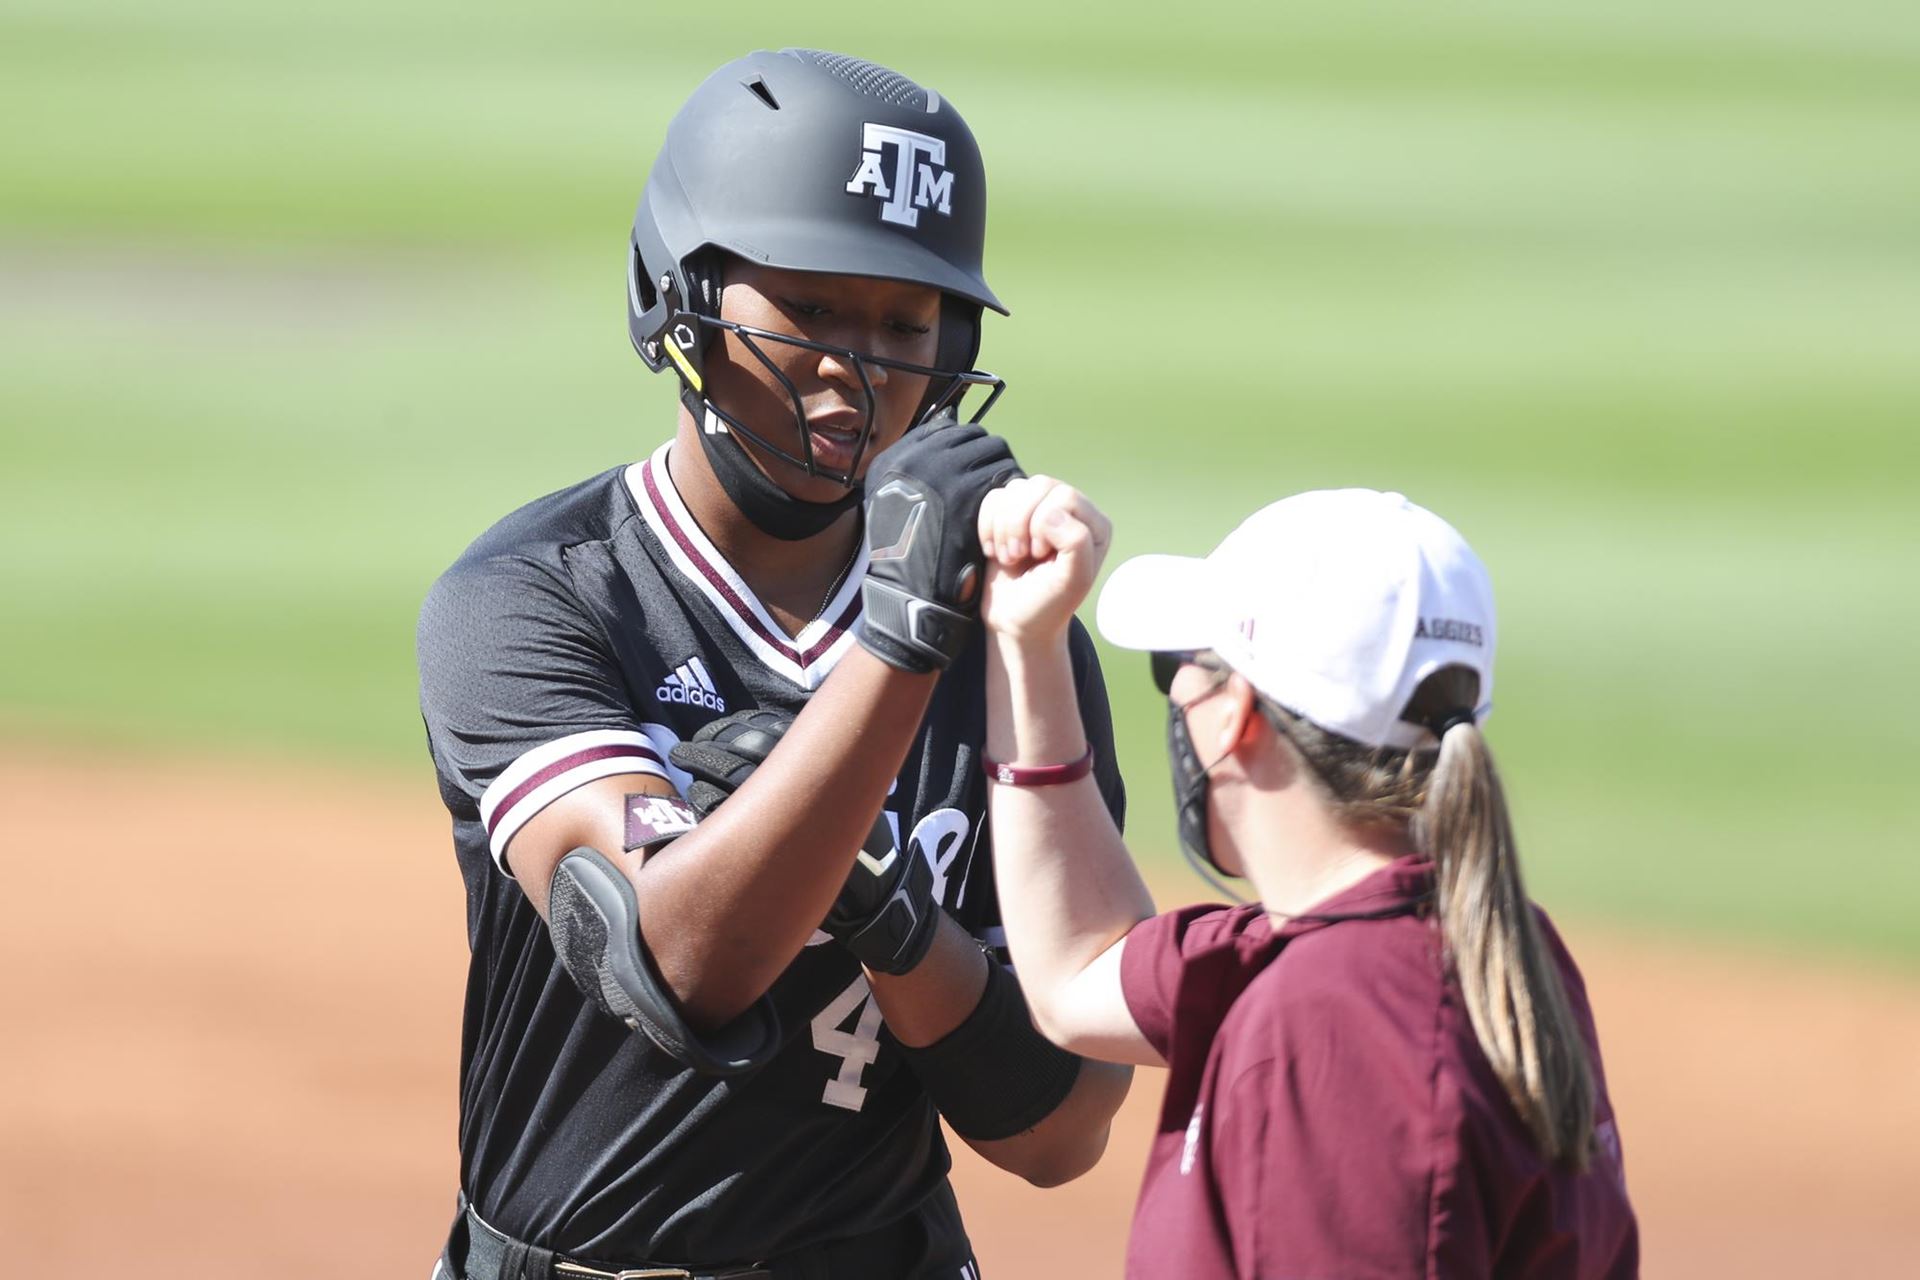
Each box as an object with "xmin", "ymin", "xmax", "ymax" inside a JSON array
[
  {"xmin": 416, "ymin": 50, "xmax": 1131, "ymax": 1279},
  {"xmin": 974, "ymin": 481, "xmax": 1640, "ymax": 1277}
]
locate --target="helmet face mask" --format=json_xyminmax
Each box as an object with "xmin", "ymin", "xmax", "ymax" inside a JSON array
[
  {"xmin": 666, "ymin": 304, "xmax": 1006, "ymax": 488},
  {"xmin": 629, "ymin": 49, "xmax": 1006, "ymax": 494}
]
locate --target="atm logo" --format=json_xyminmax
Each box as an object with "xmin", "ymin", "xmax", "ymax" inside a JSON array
[{"xmin": 844, "ymin": 123, "xmax": 954, "ymax": 228}]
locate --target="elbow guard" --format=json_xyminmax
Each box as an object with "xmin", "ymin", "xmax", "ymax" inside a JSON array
[{"xmin": 546, "ymin": 847, "xmax": 781, "ymax": 1078}]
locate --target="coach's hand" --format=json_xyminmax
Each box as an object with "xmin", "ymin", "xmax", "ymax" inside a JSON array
[
  {"xmin": 978, "ymin": 476, "xmax": 1112, "ymax": 646},
  {"xmin": 670, "ymin": 709, "xmax": 939, "ymax": 975},
  {"xmin": 857, "ymin": 414, "xmax": 1024, "ymax": 673}
]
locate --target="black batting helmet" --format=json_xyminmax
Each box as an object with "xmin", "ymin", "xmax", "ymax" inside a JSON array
[{"xmin": 628, "ymin": 48, "xmax": 1006, "ymax": 488}]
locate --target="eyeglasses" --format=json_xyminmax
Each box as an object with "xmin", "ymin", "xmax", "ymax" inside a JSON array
[{"xmin": 1150, "ymin": 650, "xmax": 1229, "ymax": 697}]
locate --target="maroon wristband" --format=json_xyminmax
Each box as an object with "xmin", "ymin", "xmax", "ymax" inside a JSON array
[{"xmin": 982, "ymin": 744, "xmax": 1095, "ymax": 787}]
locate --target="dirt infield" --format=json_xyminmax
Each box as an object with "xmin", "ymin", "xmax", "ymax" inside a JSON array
[{"xmin": 3, "ymin": 746, "xmax": 1915, "ymax": 1276}]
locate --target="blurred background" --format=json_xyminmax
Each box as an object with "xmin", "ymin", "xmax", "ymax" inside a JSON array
[{"xmin": 2, "ymin": 0, "xmax": 1916, "ymax": 1275}]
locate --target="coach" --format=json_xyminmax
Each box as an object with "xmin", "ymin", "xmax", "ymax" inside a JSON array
[{"xmin": 973, "ymin": 479, "xmax": 1640, "ymax": 1277}]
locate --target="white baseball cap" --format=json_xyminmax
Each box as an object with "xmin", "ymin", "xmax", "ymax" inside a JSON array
[{"xmin": 1096, "ymin": 489, "xmax": 1496, "ymax": 751}]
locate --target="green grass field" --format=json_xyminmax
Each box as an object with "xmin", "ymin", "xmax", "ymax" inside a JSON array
[{"xmin": 4, "ymin": 1, "xmax": 1916, "ymax": 963}]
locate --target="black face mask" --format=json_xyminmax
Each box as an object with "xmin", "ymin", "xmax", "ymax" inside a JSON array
[
  {"xmin": 1165, "ymin": 692, "xmax": 1247, "ymax": 902},
  {"xmin": 689, "ymin": 400, "xmax": 863, "ymax": 542}
]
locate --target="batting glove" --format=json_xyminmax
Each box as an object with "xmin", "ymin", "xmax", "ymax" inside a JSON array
[
  {"xmin": 668, "ymin": 708, "xmax": 939, "ymax": 974},
  {"xmin": 857, "ymin": 415, "xmax": 1023, "ymax": 673}
]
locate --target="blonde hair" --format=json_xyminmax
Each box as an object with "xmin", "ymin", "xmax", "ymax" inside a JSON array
[{"xmin": 1264, "ymin": 669, "xmax": 1595, "ymax": 1168}]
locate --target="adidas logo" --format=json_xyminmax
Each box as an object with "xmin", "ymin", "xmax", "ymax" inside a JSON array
[{"xmin": 656, "ymin": 655, "xmax": 726, "ymax": 713}]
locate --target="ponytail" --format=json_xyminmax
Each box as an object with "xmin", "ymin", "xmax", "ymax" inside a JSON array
[
  {"xmin": 1419, "ymin": 723, "xmax": 1595, "ymax": 1169},
  {"xmin": 1264, "ymin": 679, "xmax": 1598, "ymax": 1168}
]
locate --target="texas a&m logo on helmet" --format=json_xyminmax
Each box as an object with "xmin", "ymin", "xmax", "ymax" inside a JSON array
[{"xmin": 844, "ymin": 123, "xmax": 954, "ymax": 228}]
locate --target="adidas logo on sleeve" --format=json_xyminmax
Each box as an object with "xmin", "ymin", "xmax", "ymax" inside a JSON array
[{"xmin": 656, "ymin": 655, "xmax": 727, "ymax": 712}]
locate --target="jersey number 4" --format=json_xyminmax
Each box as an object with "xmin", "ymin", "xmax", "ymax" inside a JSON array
[{"xmin": 812, "ymin": 975, "xmax": 884, "ymax": 1111}]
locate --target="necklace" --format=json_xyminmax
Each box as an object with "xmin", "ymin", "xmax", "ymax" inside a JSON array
[{"xmin": 809, "ymin": 540, "xmax": 861, "ymax": 623}]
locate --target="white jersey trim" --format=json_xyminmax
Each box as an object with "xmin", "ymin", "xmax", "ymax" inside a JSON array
[
  {"xmin": 626, "ymin": 442, "xmax": 865, "ymax": 690},
  {"xmin": 480, "ymin": 728, "xmax": 671, "ymax": 874}
]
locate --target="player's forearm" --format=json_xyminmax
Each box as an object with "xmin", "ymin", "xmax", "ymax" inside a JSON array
[
  {"xmin": 642, "ymin": 649, "xmax": 937, "ymax": 1026},
  {"xmin": 984, "ymin": 631, "xmax": 1154, "ymax": 1039},
  {"xmin": 961, "ymin": 1056, "xmax": 1132, "ymax": 1187},
  {"xmin": 865, "ymin": 912, "xmax": 988, "ymax": 1047}
]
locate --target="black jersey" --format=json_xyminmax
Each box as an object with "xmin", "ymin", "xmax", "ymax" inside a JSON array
[{"xmin": 417, "ymin": 441, "xmax": 1126, "ymax": 1269}]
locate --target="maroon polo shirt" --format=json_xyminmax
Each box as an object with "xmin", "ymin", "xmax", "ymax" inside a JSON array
[{"xmin": 1119, "ymin": 856, "xmax": 1638, "ymax": 1279}]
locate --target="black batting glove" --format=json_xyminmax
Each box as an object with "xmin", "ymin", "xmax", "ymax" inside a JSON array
[
  {"xmin": 857, "ymin": 415, "xmax": 1023, "ymax": 673},
  {"xmin": 668, "ymin": 708, "xmax": 793, "ymax": 820},
  {"xmin": 820, "ymin": 819, "xmax": 940, "ymax": 975},
  {"xmin": 667, "ymin": 708, "xmax": 939, "ymax": 975}
]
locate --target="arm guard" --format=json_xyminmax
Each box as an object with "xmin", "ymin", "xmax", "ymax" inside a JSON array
[
  {"xmin": 898, "ymin": 953, "xmax": 1082, "ymax": 1140},
  {"xmin": 546, "ymin": 847, "xmax": 781, "ymax": 1078}
]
